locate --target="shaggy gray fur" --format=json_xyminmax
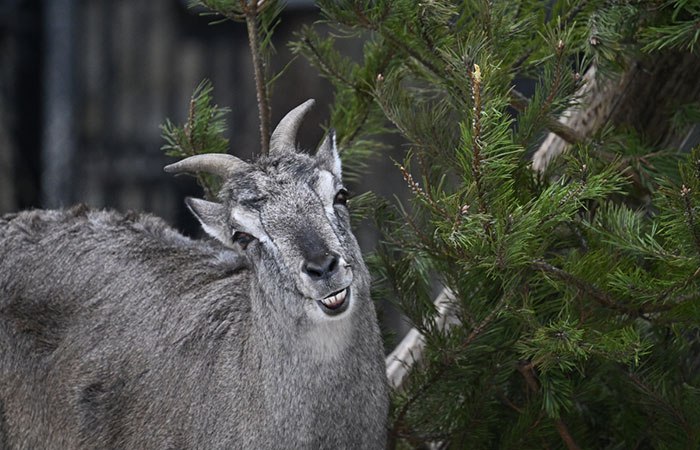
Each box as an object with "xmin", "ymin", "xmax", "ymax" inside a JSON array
[{"xmin": 0, "ymin": 102, "xmax": 388, "ymax": 449}]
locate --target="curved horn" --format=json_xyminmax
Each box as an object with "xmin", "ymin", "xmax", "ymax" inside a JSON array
[
  {"xmin": 269, "ymin": 99, "xmax": 315, "ymax": 155},
  {"xmin": 164, "ymin": 153, "xmax": 248, "ymax": 178}
]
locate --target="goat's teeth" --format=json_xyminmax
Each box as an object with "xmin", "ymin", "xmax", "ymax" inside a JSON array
[{"xmin": 321, "ymin": 288, "xmax": 347, "ymax": 308}]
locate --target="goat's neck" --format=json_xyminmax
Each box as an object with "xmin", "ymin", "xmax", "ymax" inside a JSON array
[
  {"xmin": 243, "ymin": 286, "xmax": 366, "ymax": 434},
  {"xmin": 204, "ymin": 276, "xmax": 384, "ymax": 445},
  {"xmin": 248, "ymin": 286, "xmax": 359, "ymax": 364}
]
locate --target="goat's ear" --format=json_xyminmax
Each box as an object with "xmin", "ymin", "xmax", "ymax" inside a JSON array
[
  {"xmin": 185, "ymin": 197, "xmax": 230, "ymax": 245},
  {"xmin": 316, "ymin": 129, "xmax": 342, "ymax": 179}
]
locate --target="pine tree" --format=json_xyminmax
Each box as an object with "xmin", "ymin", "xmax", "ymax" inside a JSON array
[
  {"xmin": 163, "ymin": 0, "xmax": 700, "ymax": 448},
  {"xmin": 293, "ymin": 1, "xmax": 700, "ymax": 448}
]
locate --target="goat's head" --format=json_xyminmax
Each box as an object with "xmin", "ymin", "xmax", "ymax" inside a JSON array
[{"xmin": 165, "ymin": 100, "xmax": 364, "ymax": 323}]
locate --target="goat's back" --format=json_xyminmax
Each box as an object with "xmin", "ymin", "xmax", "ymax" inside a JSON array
[{"xmin": 0, "ymin": 206, "xmax": 255, "ymax": 448}]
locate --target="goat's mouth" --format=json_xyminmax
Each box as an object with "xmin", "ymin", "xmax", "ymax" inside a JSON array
[{"xmin": 316, "ymin": 287, "xmax": 350, "ymax": 316}]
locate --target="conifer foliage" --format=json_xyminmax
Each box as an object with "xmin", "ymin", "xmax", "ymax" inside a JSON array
[
  {"xmin": 164, "ymin": 1, "xmax": 700, "ymax": 448},
  {"xmin": 294, "ymin": 1, "xmax": 700, "ymax": 448}
]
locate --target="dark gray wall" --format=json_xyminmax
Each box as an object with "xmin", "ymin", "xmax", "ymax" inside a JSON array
[
  {"xmin": 70, "ymin": 1, "xmax": 340, "ymax": 235},
  {"xmin": 0, "ymin": 1, "xmax": 353, "ymax": 233}
]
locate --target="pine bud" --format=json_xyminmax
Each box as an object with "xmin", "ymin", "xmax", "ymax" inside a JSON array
[{"xmin": 472, "ymin": 64, "xmax": 482, "ymax": 84}]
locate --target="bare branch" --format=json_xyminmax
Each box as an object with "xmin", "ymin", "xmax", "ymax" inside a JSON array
[
  {"xmin": 385, "ymin": 288, "xmax": 458, "ymax": 390},
  {"xmin": 242, "ymin": 0, "xmax": 271, "ymax": 155},
  {"xmin": 531, "ymin": 65, "xmax": 626, "ymax": 172}
]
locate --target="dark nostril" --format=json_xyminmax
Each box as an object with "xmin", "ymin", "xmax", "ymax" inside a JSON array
[
  {"xmin": 328, "ymin": 255, "xmax": 338, "ymax": 273},
  {"xmin": 303, "ymin": 253, "xmax": 340, "ymax": 280},
  {"xmin": 303, "ymin": 262, "xmax": 324, "ymax": 279}
]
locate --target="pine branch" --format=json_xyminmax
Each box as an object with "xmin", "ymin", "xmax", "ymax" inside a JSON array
[
  {"xmin": 389, "ymin": 292, "xmax": 507, "ymax": 446},
  {"xmin": 298, "ymin": 35, "xmax": 356, "ymax": 88},
  {"xmin": 531, "ymin": 259, "xmax": 635, "ymax": 315},
  {"xmin": 510, "ymin": 89, "xmax": 584, "ymax": 144},
  {"xmin": 531, "ymin": 65, "xmax": 612, "ymax": 171},
  {"xmin": 161, "ymin": 79, "xmax": 230, "ymax": 199},
  {"xmin": 530, "ymin": 259, "xmax": 684, "ymax": 318},
  {"xmin": 627, "ymin": 372, "xmax": 693, "ymax": 437},
  {"xmin": 516, "ymin": 38, "xmax": 572, "ymax": 148},
  {"xmin": 341, "ymin": 2, "xmax": 444, "ymax": 79},
  {"xmin": 517, "ymin": 362, "xmax": 581, "ymax": 450},
  {"xmin": 641, "ymin": 18, "xmax": 700, "ymax": 53},
  {"xmin": 468, "ymin": 64, "xmax": 488, "ymax": 216},
  {"xmin": 397, "ymin": 163, "xmax": 450, "ymax": 220},
  {"xmin": 680, "ymin": 184, "xmax": 700, "ymax": 255},
  {"xmin": 380, "ymin": 28, "xmax": 443, "ymax": 77},
  {"xmin": 654, "ymin": 267, "xmax": 700, "ymax": 308}
]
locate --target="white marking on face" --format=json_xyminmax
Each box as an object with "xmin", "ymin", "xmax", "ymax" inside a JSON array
[
  {"xmin": 316, "ymin": 170, "xmax": 338, "ymax": 216},
  {"xmin": 331, "ymin": 133, "xmax": 342, "ymax": 178},
  {"xmin": 230, "ymin": 208, "xmax": 271, "ymax": 244}
]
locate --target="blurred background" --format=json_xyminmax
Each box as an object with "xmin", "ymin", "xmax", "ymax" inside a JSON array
[
  {"xmin": 0, "ymin": 0, "xmax": 412, "ymax": 340},
  {"xmin": 0, "ymin": 0, "xmax": 395, "ymax": 236}
]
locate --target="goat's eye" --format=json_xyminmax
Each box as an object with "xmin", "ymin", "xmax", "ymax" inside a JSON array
[
  {"xmin": 333, "ymin": 189, "xmax": 349, "ymax": 206},
  {"xmin": 232, "ymin": 231, "xmax": 255, "ymax": 249}
]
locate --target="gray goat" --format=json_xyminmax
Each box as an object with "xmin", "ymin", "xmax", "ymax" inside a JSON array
[{"xmin": 0, "ymin": 100, "xmax": 388, "ymax": 449}]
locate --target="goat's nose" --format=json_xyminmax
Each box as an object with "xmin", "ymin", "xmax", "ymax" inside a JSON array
[{"xmin": 302, "ymin": 253, "xmax": 340, "ymax": 280}]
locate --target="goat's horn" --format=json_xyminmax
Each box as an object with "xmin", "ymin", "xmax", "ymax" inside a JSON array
[
  {"xmin": 164, "ymin": 154, "xmax": 248, "ymax": 178},
  {"xmin": 269, "ymin": 99, "xmax": 315, "ymax": 155}
]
